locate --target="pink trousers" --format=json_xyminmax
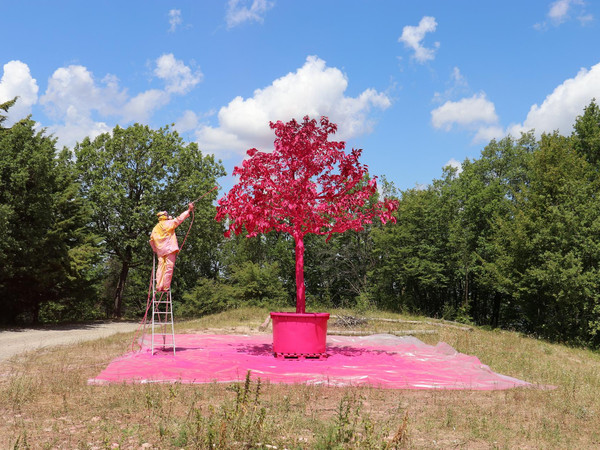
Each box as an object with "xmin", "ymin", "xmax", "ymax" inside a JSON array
[{"xmin": 156, "ymin": 252, "xmax": 177, "ymax": 291}]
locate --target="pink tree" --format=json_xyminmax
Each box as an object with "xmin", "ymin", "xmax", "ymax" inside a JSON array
[{"xmin": 216, "ymin": 116, "xmax": 397, "ymax": 314}]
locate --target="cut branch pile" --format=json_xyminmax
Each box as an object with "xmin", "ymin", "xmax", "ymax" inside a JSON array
[{"xmin": 332, "ymin": 315, "xmax": 368, "ymax": 328}]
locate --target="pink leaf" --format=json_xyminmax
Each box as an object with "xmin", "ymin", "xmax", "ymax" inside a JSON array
[{"xmin": 214, "ymin": 116, "xmax": 397, "ymax": 313}]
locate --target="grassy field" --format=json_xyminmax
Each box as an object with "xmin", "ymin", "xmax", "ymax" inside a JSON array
[{"xmin": 1, "ymin": 306, "xmax": 599, "ymax": 449}]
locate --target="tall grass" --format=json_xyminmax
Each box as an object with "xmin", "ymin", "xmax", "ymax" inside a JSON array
[{"xmin": 1, "ymin": 307, "xmax": 599, "ymax": 448}]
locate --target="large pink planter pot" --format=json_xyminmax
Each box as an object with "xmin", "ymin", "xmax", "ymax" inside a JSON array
[{"xmin": 270, "ymin": 312, "xmax": 330, "ymax": 359}]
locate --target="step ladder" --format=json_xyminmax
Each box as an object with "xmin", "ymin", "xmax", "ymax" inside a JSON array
[{"xmin": 151, "ymin": 256, "xmax": 176, "ymax": 355}]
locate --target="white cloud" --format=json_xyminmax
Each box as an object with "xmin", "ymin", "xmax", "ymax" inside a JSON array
[
  {"xmin": 195, "ymin": 55, "xmax": 391, "ymax": 156},
  {"xmin": 431, "ymin": 93, "xmax": 499, "ymax": 131},
  {"xmin": 226, "ymin": 0, "xmax": 274, "ymax": 29},
  {"xmin": 45, "ymin": 115, "xmax": 112, "ymax": 150},
  {"xmin": 197, "ymin": 126, "xmax": 247, "ymax": 156},
  {"xmin": 549, "ymin": 0, "xmax": 580, "ymax": 22},
  {"xmin": 398, "ymin": 16, "xmax": 440, "ymax": 63},
  {"xmin": 451, "ymin": 67, "xmax": 467, "ymax": 87},
  {"xmin": 154, "ymin": 53, "xmax": 203, "ymax": 95},
  {"xmin": 578, "ymin": 13, "xmax": 594, "ymax": 25},
  {"xmin": 432, "ymin": 62, "xmax": 600, "ymax": 145},
  {"xmin": 121, "ymin": 89, "xmax": 171, "ymax": 123},
  {"xmin": 430, "ymin": 68, "xmax": 506, "ymax": 144},
  {"xmin": 168, "ymin": 9, "xmax": 182, "ymax": 33},
  {"xmin": 433, "ymin": 66, "xmax": 469, "ymax": 103},
  {"xmin": 0, "ymin": 60, "xmax": 39, "ymax": 124},
  {"xmin": 41, "ymin": 65, "xmax": 126, "ymax": 118},
  {"xmin": 175, "ymin": 110, "xmax": 200, "ymax": 134},
  {"xmin": 39, "ymin": 55, "xmax": 200, "ymax": 148},
  {"xmin": 431, "ymin": 93, "xmax": 505, "ymax": 144},
  {"xmin": 473, "ymin": 125, "xmax": 505, "ymax": 143},
  {"xmin": 39, "ymin": 65, "xmax": 128, "ymax": 146},
  {"xmin": 444, "ymin": 158, "xmax": 463, "ymax": 174},
  {"xmin": 535, "ymin": 0, "xmax": 592, "ymax": 29},
  {"xmin": 508, "ymin": 61, "xmax": 600, "ymax": 138}
]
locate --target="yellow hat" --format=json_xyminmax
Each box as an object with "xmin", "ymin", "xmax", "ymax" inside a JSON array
[{"xmin": 157, "ymin": 211, "xmax": 168, "ymax": 220}]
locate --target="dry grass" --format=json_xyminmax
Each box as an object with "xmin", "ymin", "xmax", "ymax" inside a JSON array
[{"xmin": 1, "ymin": 307, "xmax": 599, "ymax": 449}]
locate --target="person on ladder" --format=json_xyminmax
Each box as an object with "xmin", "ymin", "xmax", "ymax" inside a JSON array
[{"xmin": 149, "ymin": 203, "xmax": 195, "ymax": 291}]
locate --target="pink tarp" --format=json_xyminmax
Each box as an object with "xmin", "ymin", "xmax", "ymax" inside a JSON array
[{"xmin": 88, "ymin": 334, "xmax": 536, "ymax": 390}]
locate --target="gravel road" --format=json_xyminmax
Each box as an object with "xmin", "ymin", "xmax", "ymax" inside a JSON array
[{"xmin": 0, "ymin": 322, "xmax": 140, "ymax": 362}]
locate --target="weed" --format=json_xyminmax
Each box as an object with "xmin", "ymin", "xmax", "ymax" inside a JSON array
[
  {"xmin": 389, "ymin": 411, "xmax": 409, "ymax": 449},
  {"xmin": 183, "ymin": 371, "xmax": 269, "ymax": 448},
  {"xmin": 330, "ymin": 393, "xmax": 360, "ymax": 444},
  {"xmin": 12, "ymin": 431, "xmax": 29, "ymax": 450},
  {"xmin": 314, "ymin": 391, "xmax": 402, "ymax": 449},
  {"xmin": 6, "ymin": 373, "xmax": 41, "ymax": 412}
]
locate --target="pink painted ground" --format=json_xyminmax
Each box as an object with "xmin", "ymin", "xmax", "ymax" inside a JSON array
[{"xmin": 88, "ymin": 333, "xmax": 536, "ymax": 390}]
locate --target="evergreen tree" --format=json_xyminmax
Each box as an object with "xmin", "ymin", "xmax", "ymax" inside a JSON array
[{"xmin": 0, "ymin": 99, "xmax": 97, "ymax": 323}]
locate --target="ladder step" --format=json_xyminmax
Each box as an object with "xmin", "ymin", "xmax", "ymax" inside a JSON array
[{"xmin": 150, "ymin": 272, "xmax": 175, "ymax": 355}]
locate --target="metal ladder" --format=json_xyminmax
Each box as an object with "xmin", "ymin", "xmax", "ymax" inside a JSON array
[{"xmin": 151, "ymin": 256, "xmax": 176, "ymax": 355}]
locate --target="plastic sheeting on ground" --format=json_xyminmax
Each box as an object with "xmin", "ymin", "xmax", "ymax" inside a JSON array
[{"xmin": 88, "ymin": 333, "xmax": 537, "ymax": 390}]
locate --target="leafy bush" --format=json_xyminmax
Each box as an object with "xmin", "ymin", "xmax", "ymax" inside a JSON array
[{"xmin": 178, "ymin": 261, "xmax": 289, "ymax": 317}]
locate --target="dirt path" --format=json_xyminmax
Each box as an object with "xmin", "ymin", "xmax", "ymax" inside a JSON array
[{"xmin": 0, "ymin": 322, "xmax": 140, "ymax": 362}]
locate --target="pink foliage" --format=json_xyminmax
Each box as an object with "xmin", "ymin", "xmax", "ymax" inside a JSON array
[{"xmin": 215, "ymin": 116, "xmax": 397, "ymax": 313}]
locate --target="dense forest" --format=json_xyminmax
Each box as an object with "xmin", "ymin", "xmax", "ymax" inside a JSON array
[{"xmin": 1, "ymin": 97, "xmax": 600, "ymax": 349}]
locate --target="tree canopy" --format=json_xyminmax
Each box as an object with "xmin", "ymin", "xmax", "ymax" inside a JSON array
[
  {"xmin": 75, "ymin": 123, "xmax": 225, "ymax": 317},
  {"xmin": 216, "ymin": 116, "xmax": 397, "ymax": 313}
]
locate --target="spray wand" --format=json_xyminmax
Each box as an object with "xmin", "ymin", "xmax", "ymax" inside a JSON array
[
  {"xmin": 180, "ymin": 185, "xmax": 219, "ymax": 250},
  {"xmin": 191, "ymin": 185, "xmax": 219, "ymax": 205}
]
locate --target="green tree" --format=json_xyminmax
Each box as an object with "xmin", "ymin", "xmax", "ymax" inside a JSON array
[
  {"xmin": 369, "ymin": 133, "xmax": 536, "ymax": 324},
  {"xmin": 75, "ymin": 123, "xmax": 225, "ymax": 318},
  {"xmin": 493, "ymin": 132, "xmax": 600, "ymax": 344},
  {"xmin": 572, "ymin": 99, "xmax": 600, "ymax": 167},
  {"xmin": 449, "ymin": 133, "xmax": 535, "ymax": 326},
  {"xmin": 370, "ymin": 177, "xmax": 454, "ymax": 315},
  {"xmin": 0, "ymin": 99, "xmax": 97, "ymax": 323},
  {"xmin": 38, "ymin": 147, "xmax": 103, "ymax": 322},
  {"xmin": 370, "ymin": 102, "xmax": 600, "ymax": 346}
]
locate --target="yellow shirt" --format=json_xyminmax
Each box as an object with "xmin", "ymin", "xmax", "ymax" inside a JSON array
[{"xmin": 149, "ymin": 210, "xmax": 190, "ymax": 257}]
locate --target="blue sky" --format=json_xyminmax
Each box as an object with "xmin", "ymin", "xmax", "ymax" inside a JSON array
[{"xmin": 2, "ymin": 0, "xmax": 599, "ymax": 193}]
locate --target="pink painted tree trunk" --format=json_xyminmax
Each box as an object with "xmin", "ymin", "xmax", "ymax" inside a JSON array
[
  {"xmin": 215, "ymin": 116, "xmax": 397, "ymax": 313},
  {"xmin": 294, "ymin": 234, "xmax": 306, "ymax": 313}
]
